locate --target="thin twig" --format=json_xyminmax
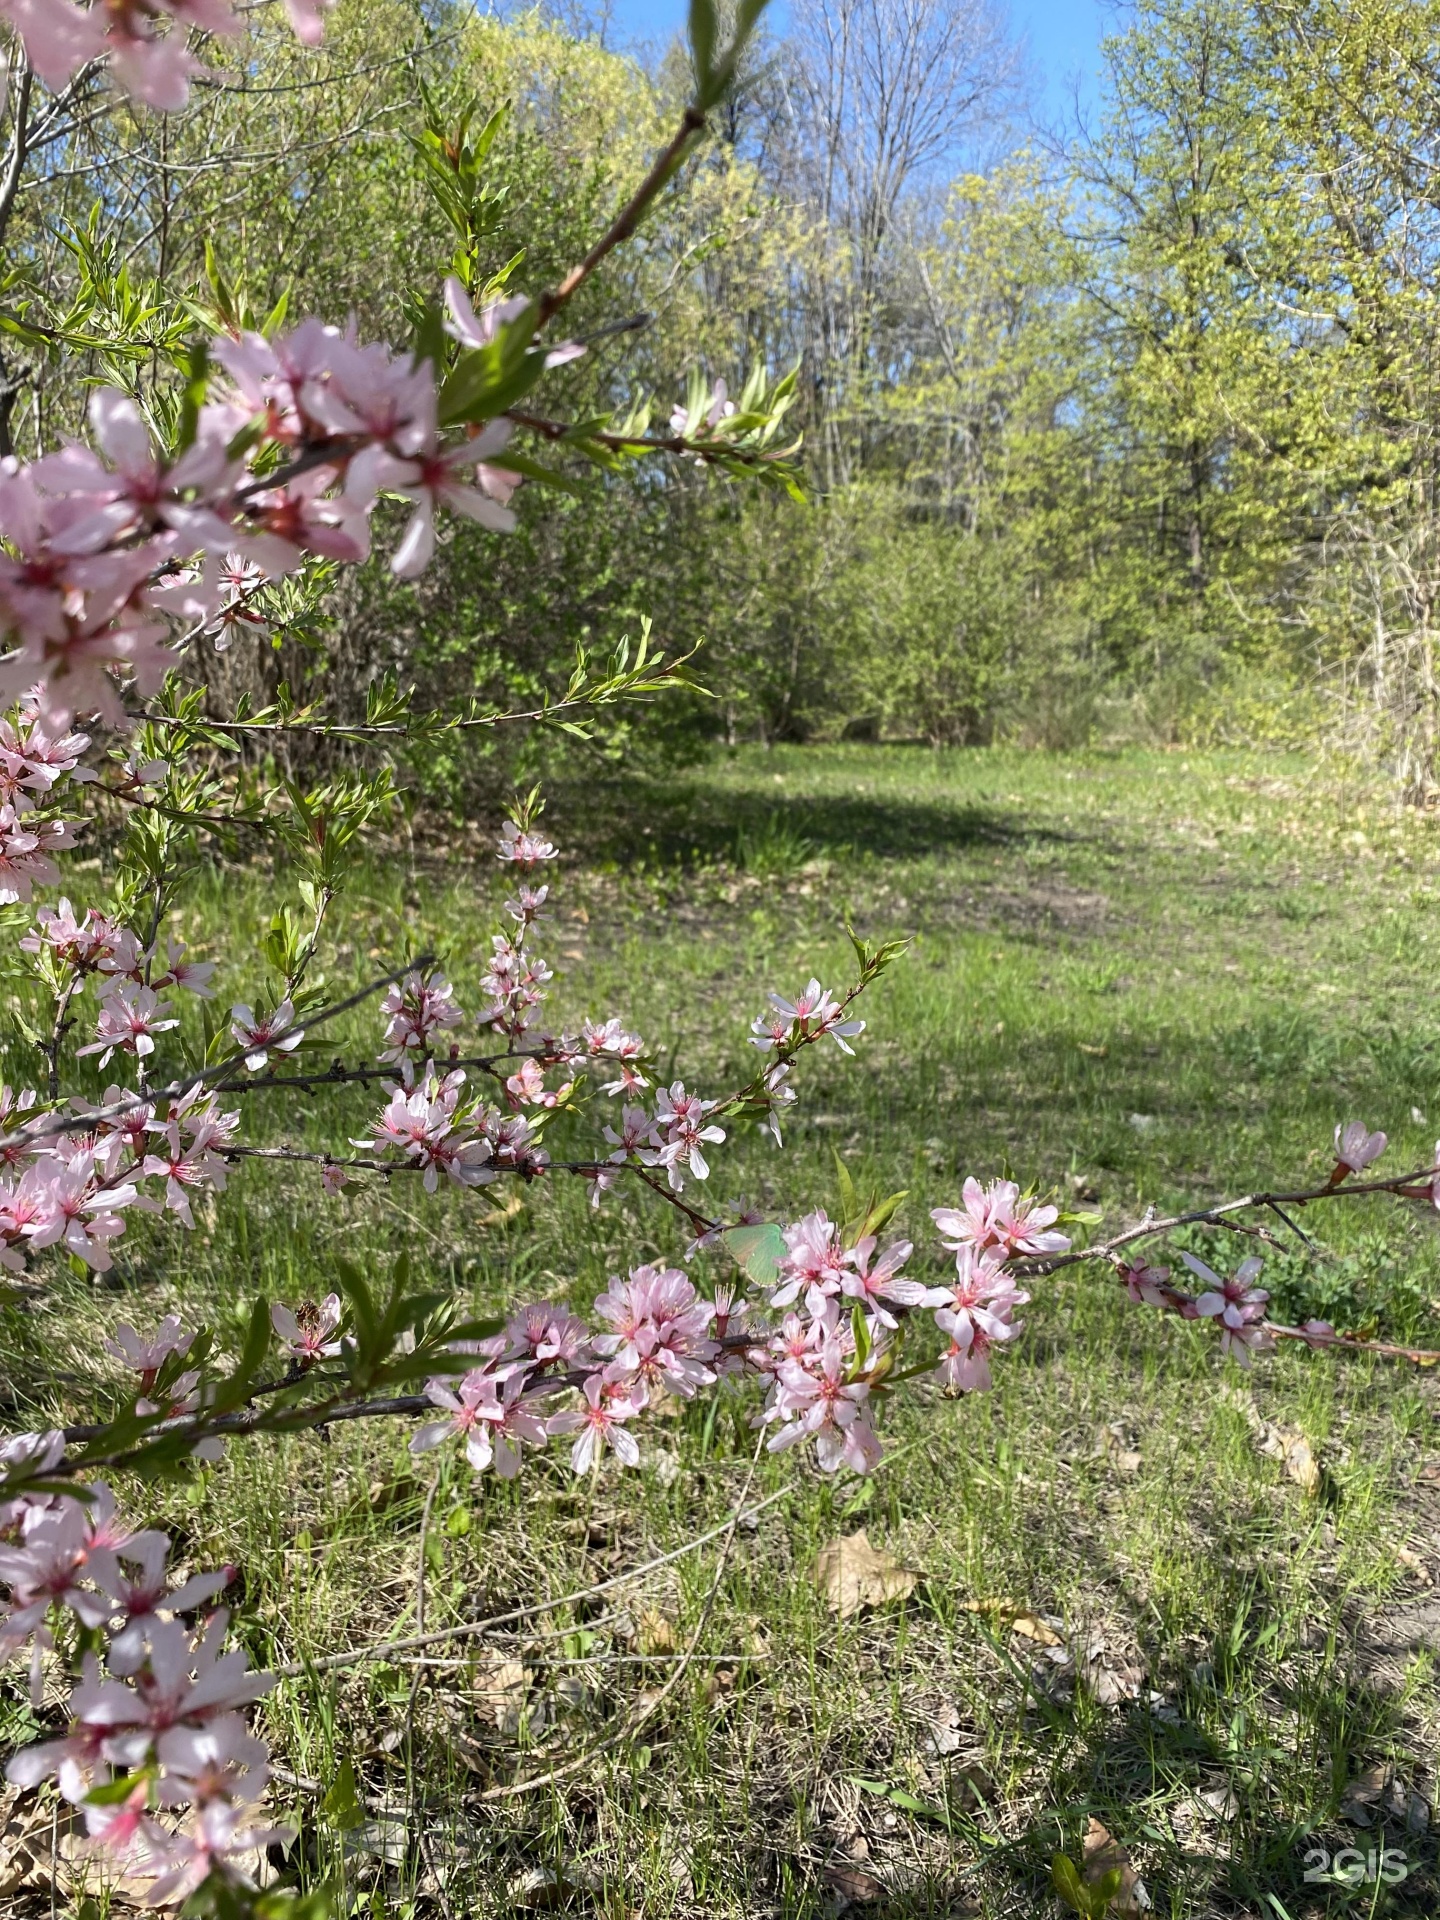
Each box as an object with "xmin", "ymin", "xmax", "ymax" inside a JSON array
[
  {"xmin": 535, "ymin": 106, "xmax": 706, "ymax": 328},
  {"xmin": 6, "ymin": 955, "xmax": 436, "ymax": 1155},
  {"xmin": 475, "ymin": 1430, "xmax": 767, "ymax": 1802},
  {"xmin": 268, "ymin": 1483, "xmax": 791, "ymax": 1682},
  {"xmin": 1018, "ymin": 1161, "xmax": 1440, "ymax": 1277}
]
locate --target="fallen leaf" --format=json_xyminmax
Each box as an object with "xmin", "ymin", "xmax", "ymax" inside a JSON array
[
  {"xmin": 950, "ymin": 1761, "xmax": 997, "ymax": 1810},
  {"xmin": 813, "ymin": 1530, "xmax": 918, "ymax": 1618},
  {"xmin": 1011, "ymin": 1611, "xmax": 1066, "ymax": 1648},
  {"xmin": 1397, "ymin": 1544, "xmax": 1432, "ymax": 1586},
  {"xmin": 1221, "ymin": 1390, "xmax": 1321, "ymax": 1494},
  {"xmin": 1274, "ymin": 1426, "xmax": 1321, "ymax": 1496},
  {"xmin": 638, "ymin": 1608, "xmax": 678, "ymax": 1655},
  {"xmin": 1340, "ymin": 1762, "xmax": 1390, "ymax": 1827},
  {"xmin": 921, "ymin": 1699, "xmax": 963, "ymax": 1756},
  {"xmin": 1082, "ymin": 1817, "xmax": 1150, "ymax": 1915},
  {"xmin": 342, "ymin": 1817, "xmax": 408, "ymax": 1868},
  {"xmin": 473, "ymin": 1653, "xmax": 527, "ymax": 1734},
  {"xmin": 1078, "ymin": 1636, "xmax": 1146, "ymax": 1706},
  {"xmin": 823, "ymin": 1863, "xmax": 886, "ymax": 1905},
  {"xmin": 1097, "ymin": 1423, "xmax": 1142, "ymax": 1474},
  {"xmin": 1198, "ymin": 1784, "xmax": 1238, "ymax": 1821}
]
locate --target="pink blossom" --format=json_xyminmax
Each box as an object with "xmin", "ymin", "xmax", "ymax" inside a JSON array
[
  {"xmin": 756, "ymin": 1061, "xmax": 796, "ymax": 1146},
  {"xmin": 1117, "ymin": 1258, "xmax": 1179, "ymax": 1311},
  {"xmin": 229, "ymin": 1000, "xmax": 303, "ymax": 1071},
  {"xmin": 840, "ymin": 1235, "xmax": 924, "ymax": 1330},
  {"xmin": 481, "ymin": 1106, "xmax": 549, "ymax": 1175},
  {"xmin": 547, "ymin": 1371, "xmax": 644, "ymax": 1473},
  {"xmin": 0, "ymin": 0, "xmax": 105, "ymax": 92},
  {"xmin": 361, "ymin": 1071, "xmax": 494, "ymax": 1191},
  {"xmin": 352, "ymin": 419, "xmax": 517, "ymax": 577},
  {"xmin": 505, "ymin": 882, "xmax": 549, "ymax": 924},
  {"xmin": 20, "ymin": 1154, "xmax": 136, "ymax": 1271},
  {"xmin": 101, "ymin": 1608, "xmax": 274, "ymax": 1731},
  {"xmin": 79, "ymin": 1779, "xmax": 160, "ymax": 1872},
  {"xmin": 284, "ymin": 0, "xmax": 337, "ymax": 45},
  {"xmin": 320, "ymin": 1161, "xmax": 348, "ymax": 1195},
  {"xmin": 155, "ymin": 1714, "xmax": 270, "ymax": 1810},
  {"xmin": 767, "ymin": 1334, "xmax": 881, "ymax": 1473},
  {"xmin": 591, "ymin": 1264, "xmax": 717, "ymax": 1396},
  {"xmin": 933, "ymin": 1299, "xmax": 1020, "ymax": 1395},
  {"xmin": 103, "ymin": 1316, "xmax": 193, "ymax": 1384},
  {"xmin": 37, "ymin": 387, "xmax": 236, "ymax": 550},
  {"xmin": 1332, "ymin": 1120, "xmax": 1386, "ymax": 1180},
  {"xmin": 77, "ymin": 982, "xmax": 178, "ymax": 1068},
  {"xmin": 270, "ymin": 1293, "xmax": 343, "ymax": 1363},
  {"xmin": 0, "ymin": 802, "xmax": 62, "ymax": 902},
  {"xmin": 378, "ymin": 970, "xmax": 462, "ymax": 1065},
  {"xmin": 504, "ymin": 1302, "xmax": 591, "ymax": 1366},
  {"xmin": 765, "ymin": 978, "xmax": 865, "ymax": 1054},
  {"xmin": 138, "ymin": 1119, "xmax": 231, "ymax": 1226},
  {"xmin": 153, "ymin": 936, "xmax": 215, "ymax": 999},
  {"xmin": 932, "ymin": 1177, "xmax": 1071, "ymax": 1261},
  {"xmin": 1180, "ymin": 1251, "xmax": 1274, "ymax": 1366},
  {"xmin": 771, "ymin": 1209, "xmax": 852, "ymax": 1311},
  {"xmin": 139, "ymin": 1797, "xmax": 292, "ymax": 1906},
  {"xmin": 644, "ymin": 1080, "xmax": 725, "ymax": 1188},
  {"xmin": 95, "ymin": 1535, "xmax": 231, "ymax": 1672},
  {"xmin": 1298, "ymin": 1317, "xmax": 1338, "ymax": 1348},
  {"xmin": 411, "ymin": 1375, "xmax": 505, "ymax": 1472},
  {"xmin": 499, "ymin": 818, "xmax": 558, "ymax": 867},
  {"xmin": 604, "ymin": 1103, "xmax": 652, "ymax": 1162}
]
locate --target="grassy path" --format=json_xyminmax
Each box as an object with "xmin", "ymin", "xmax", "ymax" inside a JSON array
[{"xmin": 6, "ymin": 746, "xmax": 1440, "ymax": 1917}]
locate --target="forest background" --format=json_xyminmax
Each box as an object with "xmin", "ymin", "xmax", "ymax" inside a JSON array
[{"xmin": 5, "ymin": 0, "xmax": 1440, "ymax": 794}]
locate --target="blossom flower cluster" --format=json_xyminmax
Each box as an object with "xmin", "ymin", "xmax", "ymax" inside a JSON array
[
  {"xmin": 409, "ymin": 1181, "xmax": 1067, "ymax": 1488},
  {"xmin": 0, "ymin": 278, "xmax": 568, "ymax": 733},
  {"xmin": 0, "ymin": 705, "xmax": 89, "ymax": 905},
  {"xmin": 0, "ymin": 0, "xmax": 337, "ymax": 113},
  {"xmin": 0, "ymin": 1079, "xmax": 236, "ymax": 1275},
  {"xmin": 0, "ymin": 1437, "xmax": 284, "ymax": 1905}
]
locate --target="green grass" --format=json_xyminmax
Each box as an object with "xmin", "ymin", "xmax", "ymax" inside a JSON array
[{"xmin": 7, "ymin": 743, "xmax": 1440, "ymax": 1918}]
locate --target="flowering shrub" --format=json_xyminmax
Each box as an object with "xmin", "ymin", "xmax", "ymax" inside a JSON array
[{"xmin": 2, "ymin": 0, "xmax": 1440, "ymax": 1912}]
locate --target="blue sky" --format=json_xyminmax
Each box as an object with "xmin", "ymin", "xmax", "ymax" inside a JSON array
[{"xmin": 599, "ymin": 0, "xmax": 1111, "ymax": 120}]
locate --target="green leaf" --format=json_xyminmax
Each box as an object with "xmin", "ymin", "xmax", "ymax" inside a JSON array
[
  {"xmin": 1093, "ymin": 1866, "xmax": 1124, "ymax": 1905},
  {"xmin": 850, "ymin": 1301, "xmax": 871, "ymax": 1372},
  {"xmin": 855, "ymin": 1189, "xmax": 909, "ymax": 1243},
  {"xmin": 1051, "ymin": 1852, "xmax": 1090, "ymax": 1916},
  {"xmin": 689, "ymin": 0, "xmax": 718, "ymax": 90},
  {"xmin": 832, "ymin": 1148, "xmax": 858, "ymax": 1228},
  {"xmin": 722, "ymin": 1221, "xmax": 786, "ymax": 1286},
  {"xmin": 320, "ymin": 1755, "xmax": 365, "ymax": 1831}
]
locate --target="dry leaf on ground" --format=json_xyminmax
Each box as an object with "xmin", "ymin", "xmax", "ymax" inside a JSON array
[
  {"xmin": 1397, "ymin": 1544, "xmax": 1432, "ymax": 1586},
  {"xmin": 1078, "ymin": 1634, "xmax": 1146, "ymax": 1706},
  {"xmin": 813, "ymin": 1530, "xmax": 918, "ymax": 1617},
  {"xmin": 1218, "ymin": 1387, "xmax": 1321, "ymax": 1494},
  {"xmin": 823, "ymin": 1862, "xmax": 887, "ymax": 1905},
  {"xmin": 638, "ymin": 1607, "xmax": 678, "ymax": 1654},
  {"xmin": 1011, "ymin": 1611, "xmax": 1067, "ymax": 1649},
  {"xmin": 1082, "ymin": 1816, "xmax": 1150, "ymax": 1915},
  {"xmin": 472, "ymin": 1653, "xmax": 527, "ymax": 1734}
]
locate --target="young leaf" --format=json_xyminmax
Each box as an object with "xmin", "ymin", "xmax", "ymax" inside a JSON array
[
  {"xmin": 320, "ymin": 1755, "xmax": 365, "ymax": 1832},
  {"xmin": 1051, "ymin": 1853, "xmax": 1091, "ymax": 1917}
]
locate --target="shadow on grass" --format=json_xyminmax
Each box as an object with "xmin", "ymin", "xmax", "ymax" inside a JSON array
[{"xmin": 547, "ymin": 769, "xmax": 1080, "ymax": 871}]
